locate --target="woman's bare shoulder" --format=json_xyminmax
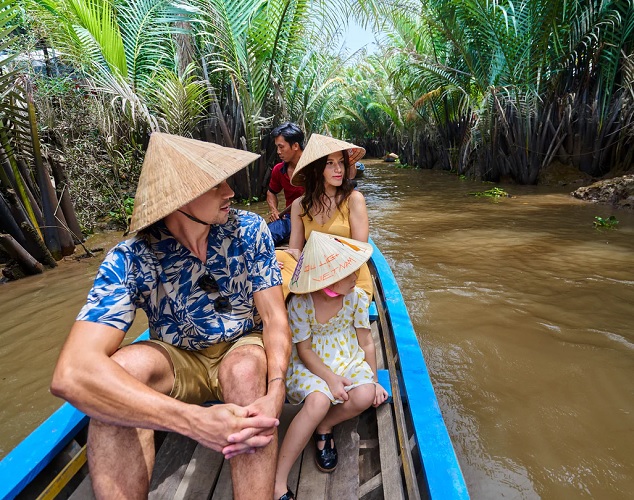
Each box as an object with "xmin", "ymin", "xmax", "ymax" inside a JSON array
[
  {"xmin": 291, "ymin": 196, "xmax": 304, "ymax": 213},
  {"xmin": 348, "ymin": 189, "xmax": 366, "ymax": 205}
]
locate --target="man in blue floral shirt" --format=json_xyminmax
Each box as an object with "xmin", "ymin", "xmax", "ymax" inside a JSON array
[{"xmin": 51, "ymin": 133, "xmax": 291, "ymax": 499}]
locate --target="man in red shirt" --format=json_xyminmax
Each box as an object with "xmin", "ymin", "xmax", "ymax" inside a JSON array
[{"xmin": 267, "ymin": 123, "xmax": 305, "ymax": 244}]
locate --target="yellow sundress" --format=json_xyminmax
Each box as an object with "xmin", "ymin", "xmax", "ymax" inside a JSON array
[
  {"xmin": 285, "ymin": 287, "xmax": 374, "ymax": 405},
  {"xmin": 276, "ymin": 199, "xmax": 373, "ymax": 300}
]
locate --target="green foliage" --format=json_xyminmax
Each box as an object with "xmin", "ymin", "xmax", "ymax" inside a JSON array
[
  {"xmin": 33, "ymin": 75, "xmax": 82, "ymax": 98},
  {"xmin": 28, "ymin": 0, "xmax": 201, "ymax": 132},
  {"xmin": 13, "ymin": 0, "xmax": 633, "ymax": 240},
  {"xmin": 469, "ymin": 187, "xmax": 509, "ymax": 198},
  {"xmin": 108, "ymin": 196, "xmax": 135, "ymax": 227},
  {"xmin": 341, "ymin": 0, "xmax": 634, "ymax": 181},
  {"xmin": 236, "ymin": 196, "xmax": 260, "ymax": 206},
  {"xmin": 151, "ymin": 64, "xmax": 209, "ymax": 136},
  {"xmin": 593, "ymin": 215, "xmax": 619, "ymax": 230},
  {"xmin": 395, "ymin": 162, "xmax": 414, "ymax": 169}
]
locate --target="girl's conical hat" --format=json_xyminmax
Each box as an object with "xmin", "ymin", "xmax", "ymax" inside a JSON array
[
  {"xmin": 290, "ymin": 133, "xmax": 366, "ymax": 187},
  {"xmin": 289, "ymin": 231, "xmax": 373, "ymax": 294},
  {"xmin": 129, "ymin": 132, "xmax": 260, "ymax": 232}
]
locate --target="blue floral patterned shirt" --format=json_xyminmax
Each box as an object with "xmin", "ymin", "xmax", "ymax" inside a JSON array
[{"xmin": 77, "ymin": 209, "xmax": 282, "ymax": 350}]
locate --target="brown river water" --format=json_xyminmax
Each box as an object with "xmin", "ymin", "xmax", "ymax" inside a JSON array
[{"xmin": 1, "ymin": 160, "xmax": 633, "ymax": 498}]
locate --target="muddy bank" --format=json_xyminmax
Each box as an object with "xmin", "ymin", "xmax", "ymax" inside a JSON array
[{"xmin": 571, "ymin": 174, "xmax": 634, "ymax": 209}]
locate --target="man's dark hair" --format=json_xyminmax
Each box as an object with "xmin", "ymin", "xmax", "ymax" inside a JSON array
[{"xmin": 271, "ymin": 122, "xmax": 305, "ymax": 150}]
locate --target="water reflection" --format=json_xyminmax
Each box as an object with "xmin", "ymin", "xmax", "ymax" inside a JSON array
[{"xmin": 1, "ymin": 162, "xmax": 633, "ymax": 498}]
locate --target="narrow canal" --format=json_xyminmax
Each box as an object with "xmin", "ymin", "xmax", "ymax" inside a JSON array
[{"xmin": 1, "ymin": 160, "xmax": 632, "ymax": 498}]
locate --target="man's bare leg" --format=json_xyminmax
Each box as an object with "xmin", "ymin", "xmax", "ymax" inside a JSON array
[
  {"xmin": 88, "ymin": 343, "xmax": 175, "ymax": 500},
  {"xmin": 88, "ymin": 423, "xmax": 155, "ymax": 499},
  {"xmin": 219, "ymin": 345, "xmax": 276, "ymax": 500}
]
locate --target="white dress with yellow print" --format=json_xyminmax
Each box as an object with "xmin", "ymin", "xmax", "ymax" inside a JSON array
[{"xmin": 285, "ymin": 286, "xmax": 374, "ymax": 405}]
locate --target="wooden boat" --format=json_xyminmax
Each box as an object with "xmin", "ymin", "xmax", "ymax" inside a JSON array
[
  {"xmin": 383, "ymin": 153, "xmax": 398, "ymax": 163},
  {"xmin": 0, "ymin": 241, "xmax": 468, "ymax": 500}
]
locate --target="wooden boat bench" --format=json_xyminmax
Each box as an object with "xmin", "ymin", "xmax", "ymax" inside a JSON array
[
  {"xmin": 68, "ymin": 394, "xmax": 393, "ymax": 498},
  {"xmin": 65, "ymin": 308, "xmax": 395, "ymax": 500}
]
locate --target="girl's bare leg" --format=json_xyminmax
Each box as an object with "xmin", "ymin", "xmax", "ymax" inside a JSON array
[
  {"xmin": 274, "ymin": 392, "xmax": 330, "ymax": 499},
  {"xmin": 316, "ymin": 384, "xmax": 375, "ymax": 437}
]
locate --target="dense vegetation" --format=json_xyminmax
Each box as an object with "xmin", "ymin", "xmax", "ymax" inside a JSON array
[{"xmin": 1, "ymin": 0, "xmax": 633, "ymax": 278}]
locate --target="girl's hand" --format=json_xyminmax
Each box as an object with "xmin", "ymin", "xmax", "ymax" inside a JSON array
[
  {"xmin": 373, "ymin": 383, "xmax": 389, "ymax": 407},
  {"xmin": 327, "ymin": 374, "xmax": 352, "ymax": 401}
]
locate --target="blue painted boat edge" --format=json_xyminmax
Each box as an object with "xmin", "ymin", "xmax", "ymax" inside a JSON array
[
  {"xmin": 0, "ymin": 330, "xmax": 151, "ymax": 500},
  {"xmin": 369, "ymin": 239, "xmax": 469, "ymax": 499},
  {"xmin": 0, "ymin": 404, "xmax": 88, "ymax": 500}
]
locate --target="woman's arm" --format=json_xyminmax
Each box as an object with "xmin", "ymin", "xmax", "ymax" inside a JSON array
[
  {"xmin": 356, "ymin": 327, "xmax": 378, "ymax": 379},
  {"xmin": 287, "ymin": 197, "xmax": 306, "ymax": 254},
  {"xmin": 357, "ymin": 326, "xmax": 388, "ymax": 407},
  {"xmin": 348, "ymin": 190, "xmax": 369, "ymax": 242}
]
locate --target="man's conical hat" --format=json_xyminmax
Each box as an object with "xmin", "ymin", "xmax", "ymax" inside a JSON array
[
  {"xmin": 290, "ymin": 133, "xmax": 365, "ymax": 187},
  {"xmin": 129, "ymin": 132, "xmax": 260, "ymax": 232},
  {"xmin": 289, "ymin": 231, "xmax": 373, "ymax": 294}
]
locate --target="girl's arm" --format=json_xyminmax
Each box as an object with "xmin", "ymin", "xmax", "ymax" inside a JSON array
[
  {"xmin": 348, "ymin": 190, "xmax": 369, "ymax": 242},
  {"xmin": 357, "ymin": 326, "xmax": 389, "ymax": 407},
  {"xmin": 297, "ymin": 338, "xmax": 351, "ymax": 401}
]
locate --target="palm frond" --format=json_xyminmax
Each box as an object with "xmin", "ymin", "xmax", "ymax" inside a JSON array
[{"xmin": 151, "ymin": 63, "xmax": 209, "ymax": 135}]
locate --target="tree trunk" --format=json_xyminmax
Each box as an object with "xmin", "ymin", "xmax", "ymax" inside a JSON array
[
  {"xmin": 56, "ymin": 211, "xmax": 75, "ymax": 256},
  {"xmin": 0, "ymin": 192, "xmax": 31, "ymax": 251},
  {"xmin": 0, "ymin": 130, "xmax": 41, "ymax": 236},
  {"xmin": 1, "ymin": 190, "xmax": 55, "ymax": 266},
  {"xmin": 0, "ymin": 156, "xmax": 44, "ymax": 229},
  {"xmin": 49, "ymin": 156, "xmax": 83, "ymax": 243},
  {"xmin": 200, "ymin": 59, "xmax": 235, "ymax": 148},
  {"xmin": 27, "ymin": 89, "xmax": 62, "ymax": 260},
  {"xmin": 174, "ymin": 22, "xmax": 195, "ymax": 78},
  {"xmin": 17, "ymin": 158, "xmax": 40, "ymax": 202},
  {"xmin": 0, "ymin": 234, "xmax": 44, "ymax": 275},
  {"xmin": 21, "ymin": 222, "xmax": 57, "ymax": 268}
]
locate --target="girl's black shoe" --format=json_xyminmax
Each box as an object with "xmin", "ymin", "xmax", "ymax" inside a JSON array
[
  {"xmin": 314, "ymin": 432, "xmax": 338, "ymax": 472},
  {"xmin": 278, "ymin": 489, "xmax": 295, "ymax": 500}
]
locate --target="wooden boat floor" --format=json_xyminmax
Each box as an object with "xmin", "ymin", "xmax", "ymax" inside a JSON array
[
  {"xmin": 68, "ymin": 320, "xmax": 400, "ymax": 500},
  {"xmin": 68, "ymin": 402, "xmax": 395, "ymax": 500}
]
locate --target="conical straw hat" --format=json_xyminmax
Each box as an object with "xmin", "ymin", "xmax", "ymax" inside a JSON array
[
  {"xmin": 289, "ymin": 231, "xmax": 373, "ymax": 294},
  {"xmin": 290, "ymin": 133, "xmax": 365, "ymax": 187},
  {"xmin": 129, "ymin": 132, "xmax": 260, "ymax": 232}
]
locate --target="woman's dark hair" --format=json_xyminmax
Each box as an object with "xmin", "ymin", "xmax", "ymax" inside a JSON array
[
  {"xmin": 271, "ymin": 122, "xmax": 305, "ymax": 150},
  {"xmin": 300, "ymin": 149, "xmax": 354, "ymax": 221}
]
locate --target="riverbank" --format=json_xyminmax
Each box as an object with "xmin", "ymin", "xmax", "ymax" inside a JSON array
[{"xmin": 571, "ymin": 174, "xmax": 634, "ymax": 209}]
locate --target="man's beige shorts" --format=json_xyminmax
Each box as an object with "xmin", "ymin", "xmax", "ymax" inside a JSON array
[{"xmin": 145, "ymin": 333, "xmax": 264, "ymax": 404}]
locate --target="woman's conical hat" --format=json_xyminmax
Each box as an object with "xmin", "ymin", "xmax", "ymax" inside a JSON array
[
  {"xmin": 289, "ymin": 231, "xmax": 373, "ymax": 294},
  {"xmin": 129, "ymin": 132, "xmax": 260, "ymax": 232},
  {"xmin": 290, "ymin": 133, "xmax": 366, "ymax": 187}
]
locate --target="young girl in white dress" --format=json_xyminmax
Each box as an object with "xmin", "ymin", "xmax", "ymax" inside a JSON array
[{"xmin": 274, "ymin": 231, "xmax": 388, "ymax": 500}]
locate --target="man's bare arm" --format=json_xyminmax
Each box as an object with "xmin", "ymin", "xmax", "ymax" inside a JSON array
[
  {"xmin": 253, "ymin": 285, "xmax": 291, "ymax": 411},
  {"xmin": 51, "ymin": 321, "xmax": 277, "ymax": 452},
  {"xmin": 266, "ymin": 190, "xmax": 280, "ymax": 221}
]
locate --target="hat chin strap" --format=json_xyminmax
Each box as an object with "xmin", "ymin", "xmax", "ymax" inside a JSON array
[
  {"xmin": 177, "ymin": 209, "xmax": 213, "ymax": 226},
  {"xmin": 322, "ymin": 287, "xmax": 340, "ymax": 297}
]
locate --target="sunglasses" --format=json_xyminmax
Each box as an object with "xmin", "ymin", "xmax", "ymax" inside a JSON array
[{"xmin": 197, "ymin": 273, "xmax": 233, "ymax": 313}]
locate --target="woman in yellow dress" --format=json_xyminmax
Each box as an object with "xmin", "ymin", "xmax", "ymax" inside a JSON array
[{"xmin": 276, "ymin": 134, "xmax": 373, "ymax": 299}]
